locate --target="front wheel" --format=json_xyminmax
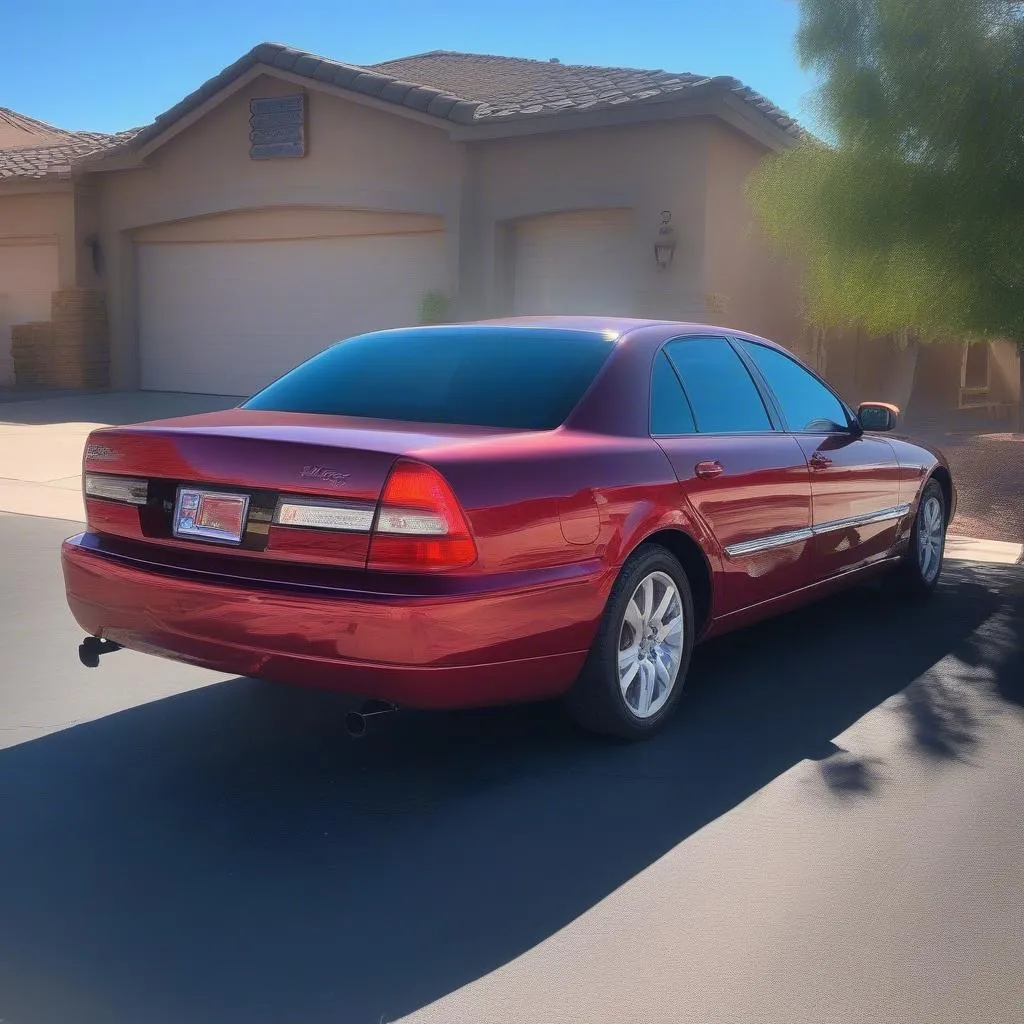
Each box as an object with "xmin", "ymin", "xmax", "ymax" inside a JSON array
[
  {"xmin": 565, "ymin": 545, "xmax": 695, "ymax": 740},
  {"xmin": 890, "ymin": 478, "xmax": 947, "ymax": 596}
]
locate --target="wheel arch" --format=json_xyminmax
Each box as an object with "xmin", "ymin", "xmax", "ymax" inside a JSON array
[
  {"xmin": 632, "ymin": 527, "xmax": 715, "ymax": 636},
  {"xmin": 927, "ymin": 465, "xmax": 955, "ymax": 524}
]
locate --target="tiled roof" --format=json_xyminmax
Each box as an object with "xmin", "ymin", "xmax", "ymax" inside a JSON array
[
  {"xmin": 0, "ymin": 107, "xmax": 66, "ymax": 149},
  {"xmin": 0, "ymin": 107, "xmax": 137, "ymax": 181},
  {"xmin": 370, "ymin": 51, "xmax": 718, "ymax": 119},
  {"xmin": 102, "ymin": 42, "xmax": 800, "ymax": 161},
  {"xmin": 370, "ymin": 51, "xmax": 799, "ymax": 131}
]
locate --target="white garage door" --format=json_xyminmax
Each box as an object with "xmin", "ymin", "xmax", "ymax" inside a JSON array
[
  {"xmin": 0, "ymin": 243, "xmax": 58, "ymax": 385},
  {"xmin": 512, "ymin": 210, "xmax": 635, "ymax": 317},
  {"xmin": 138, "ymin": 233, "xmax": 448, "ymax": 395}
]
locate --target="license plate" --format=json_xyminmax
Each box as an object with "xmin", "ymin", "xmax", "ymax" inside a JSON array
[{"xmin": 173, "ymin": 488, "xmax": 250, "ymax": 544}]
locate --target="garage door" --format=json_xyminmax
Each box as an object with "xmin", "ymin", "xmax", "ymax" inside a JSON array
[
  {"xmin": 138, "ymin": 233, "xmax": 447, "ymax": 395},
  {"xmin": 512, "ymin": 210, "xmax": 635, "ymax": 317},
  {"xmin": 0, "ymin": 242, "xmax": 58, "ymax": 385}
]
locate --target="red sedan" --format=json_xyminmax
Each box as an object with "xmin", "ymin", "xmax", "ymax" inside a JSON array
[{"xmin": 62, "ymin": 319, "xmax": 954, "ymax": 739}]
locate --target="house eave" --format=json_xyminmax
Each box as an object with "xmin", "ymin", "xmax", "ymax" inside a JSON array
[
  {"xmin": 448, "ymin": 89, "xmax": 798, "ymax": 149},
  {"xmin": 0, "ymin": 176, "xmax": 75, "ymax": 195}
]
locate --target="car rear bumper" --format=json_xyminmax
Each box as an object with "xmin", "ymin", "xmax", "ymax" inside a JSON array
[{"xmin": 61, "ymin": 534, "xmax": 609, "ymax": 708}]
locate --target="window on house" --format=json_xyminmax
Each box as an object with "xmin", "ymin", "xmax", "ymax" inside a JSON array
[{"xmin": 963, "ymin": 343, "xmax": 990, "ymax": 393}]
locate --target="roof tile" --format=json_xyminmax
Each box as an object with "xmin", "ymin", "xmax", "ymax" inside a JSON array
[
  {"xmin": 251, "ymin": 43, "xmax": 281, "ymax": 64},
  {"xmin": 272, "ymin": 47, "xmax": 302, "ymax": 71},
  {"xmin": 403, "ymin": 85, "xmax": 441, "ymax": 113},
  {"xmin": 328, "ymin": 65, "xmax": 362, "ymax": 89},
  {"xmin": 350, "ymin": 71, "xmax": 389, "ymax": 97},
  {"xmin": 378, "ymin": 80, "xmax": 417, "ymax": 105},
  {"xmin": 292, "ymin": 55, "xmax": 323, "ymax": 78},
  {"xmin": 0, "ymin": 129, "xmax": 137, "ymax": 181},
  {"xmin": 425, "ymin": 94, "xmax": 460, "ymax": 119}
]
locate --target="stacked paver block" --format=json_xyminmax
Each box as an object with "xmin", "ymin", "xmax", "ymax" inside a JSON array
[
  {"xmin": 8, "ymin": 288, "xmax": 110, "ymax": 390},
  {"xmin": 49, "ymin": 288, "xmax": 110, "ymax": 389},
  {"xmin": 10, "ymin": 321, "xmax": 56, "ymax": 387}
]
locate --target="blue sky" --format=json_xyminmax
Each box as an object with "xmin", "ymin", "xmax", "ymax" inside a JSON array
[{"xmin": 5, "ymin": 0, "xmax": 817, "ymax": 134}]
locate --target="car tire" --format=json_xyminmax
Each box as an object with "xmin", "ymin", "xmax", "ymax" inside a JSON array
[
  {"xmin": 565, "ymin": 544, "xmax": 695, "ymax": 740},
  {"xmin": 891, "ymin": 478, "xmax": 947, "ymax": 597}
]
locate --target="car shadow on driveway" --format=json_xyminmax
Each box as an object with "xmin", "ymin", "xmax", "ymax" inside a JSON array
[{"xmin": 0, "ymin": 564, "xmax": 1020, "ymax": 1024}]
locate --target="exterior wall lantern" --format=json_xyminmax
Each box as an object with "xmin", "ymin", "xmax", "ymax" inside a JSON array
[
  {"xmin": 84, "ymin": 233, "xmax": 104, "ymax": 277},
  {"xmin": 654, "ymin": 210, "xmax": 677, "ymax": 269}
]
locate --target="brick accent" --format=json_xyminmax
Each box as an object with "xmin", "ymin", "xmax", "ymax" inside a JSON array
[
  {"xmin": 50, "ymin": 288, "xmax": 110, "ymax": 388},
  {"xmin": 9, "ymin": 288, "xmax": 110, "ymax": 390},
  {"xmin": 10, "ymin": 321, "xmax": 56, "ymax": 387}
]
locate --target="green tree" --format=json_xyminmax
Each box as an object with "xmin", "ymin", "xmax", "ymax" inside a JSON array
[{"xmin": 748, "ymin": 0, "xmax": 1024, "ymax": 423}]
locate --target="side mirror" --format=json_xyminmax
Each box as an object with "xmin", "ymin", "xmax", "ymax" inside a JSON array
[{"xmin": 857, "ymin": 401, "xmax": 899, "ymax": 432}]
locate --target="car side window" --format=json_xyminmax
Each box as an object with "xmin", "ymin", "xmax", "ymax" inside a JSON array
[
  {"xmin": 665, "ymin": 337, "xmax": 773, "ymax": 433},
  {"xmin": 739, "ymin": 341, "xmax": 850, "ymax": 433},
  {"xmin": 650, "ymin": 351, "xmax": 697, "ymax": 435}
]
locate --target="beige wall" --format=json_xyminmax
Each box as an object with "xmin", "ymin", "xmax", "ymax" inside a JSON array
[
  {"xmin": 702, "ymin": 120, "xmax": 804, "ymax": 349},
  {"xmin": 93, "ymin": 73, "xmax": 466, "ymax": 387},
  {"xmin": 465, "ymin": 118, "xmax": 712, "ymax": 321},
  {"xmin": 0, "ymin": 188, "xmax": 76, "ymax": 287}
]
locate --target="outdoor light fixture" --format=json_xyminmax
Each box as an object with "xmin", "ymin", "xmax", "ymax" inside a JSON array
[
  {"xmin": 654, "ymin": 210, "xmax": 677, "ymax": 269},
  {"xmin": 84, "ymin": 233, "xmax": 103, "ymax": 276}
]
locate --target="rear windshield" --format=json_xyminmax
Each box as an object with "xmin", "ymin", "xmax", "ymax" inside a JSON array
[{"xmin": 242, "ymin": 327, "xmax": 616, "ymax": 429}]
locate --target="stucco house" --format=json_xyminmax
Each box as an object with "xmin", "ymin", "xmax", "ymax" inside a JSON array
[{"xmin": 1, "ymin": 42, "xmax": 1019, "ymax": 422}]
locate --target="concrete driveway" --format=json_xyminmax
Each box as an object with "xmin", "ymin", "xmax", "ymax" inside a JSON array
[
  {"xmin": 1, "ymin": 510, "xmax": 1021, "ymax": 1024},
  {"xmin": 0, "ymin": 391, "xmax": 236, "ymax": 521}
]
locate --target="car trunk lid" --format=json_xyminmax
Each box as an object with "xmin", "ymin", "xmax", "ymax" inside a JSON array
[{"xmin": 82, "ymin": 409, "xmax": 518, "ymax": 569}]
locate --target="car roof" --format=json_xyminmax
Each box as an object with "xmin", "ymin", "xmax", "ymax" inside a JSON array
[
  {"xmin": 368, "ymin": 316, "xmax": 788, "ymax": 349},
  {"xmin": 466, "ymin": 316, "xmax": 790, "ymax": 350}
]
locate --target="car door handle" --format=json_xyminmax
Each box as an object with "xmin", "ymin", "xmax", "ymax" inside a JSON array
[
  {"xmin": 810, "ymin": 453, "xmax": 833, "ymax": 470},
  {"xmin": 695, "ymin": 460, "xmax": 724, "ymax": 479}
]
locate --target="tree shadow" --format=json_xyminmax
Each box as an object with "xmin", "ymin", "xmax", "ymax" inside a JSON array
[
  {"xmin": 900, "ymin": 674, "xmax": 981, "ymax": 761},
  {"xmin": 0, "ymin": 563, "xmax": 1019, "ymax": 1024},
  {"xmin": 818, "ymin": 748, "xmax": 886, "ymax": 796}
]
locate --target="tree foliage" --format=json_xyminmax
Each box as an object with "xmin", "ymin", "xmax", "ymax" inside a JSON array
[{"xmin": 748, "ymin": 0, "xmax": 1024, "ymax": 343}]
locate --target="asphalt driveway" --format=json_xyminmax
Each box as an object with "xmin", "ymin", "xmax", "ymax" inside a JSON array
[{"xmin": 1, "ymin": 511, "xmax": 1021, "ymax": 1024}]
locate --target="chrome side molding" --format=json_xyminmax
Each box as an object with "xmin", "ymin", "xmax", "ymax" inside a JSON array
[{"xmin": 724, "ymin": 503, "xmax": 912, "ymax": 558}]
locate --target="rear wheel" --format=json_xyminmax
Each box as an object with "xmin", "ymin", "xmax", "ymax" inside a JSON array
[
  {"xmin": 566, "ymin": 545, "xmax": 695, "ymax": 740},
  {"xmin": 891, "ymin": 478, "xmax": 947, "ymax": 596}
]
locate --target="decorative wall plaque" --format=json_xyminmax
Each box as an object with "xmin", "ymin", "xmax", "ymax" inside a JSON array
[{"xmin": 249, "ymin": 94, "xmax": 306, "ymax": 159}]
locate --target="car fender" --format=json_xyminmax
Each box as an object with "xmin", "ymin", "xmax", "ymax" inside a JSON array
[
  {"xmin": 889, "ymin": 436, "xmax": 957, "ymax": 524},
  {"xmin": 605, "ymin": 493, "xmax": 723, "ymax": 572}
]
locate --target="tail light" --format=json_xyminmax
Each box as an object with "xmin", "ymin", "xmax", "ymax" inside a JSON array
[
  {"xmin": 84, "ymin": 473, "xmax": 150, "ymax": 505},
  {"xmin": 367, "ymin": 460, "xmax": 476, "ymax": 572}
]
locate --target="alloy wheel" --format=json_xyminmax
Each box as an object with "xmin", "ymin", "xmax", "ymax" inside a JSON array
[
  {"xmin": 617, "ymin": 570, "xmax": 685, "ymax": 718},
  {"xmin": 917, "ymin": 494, "xmax": 945, "ymax": 583}
]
